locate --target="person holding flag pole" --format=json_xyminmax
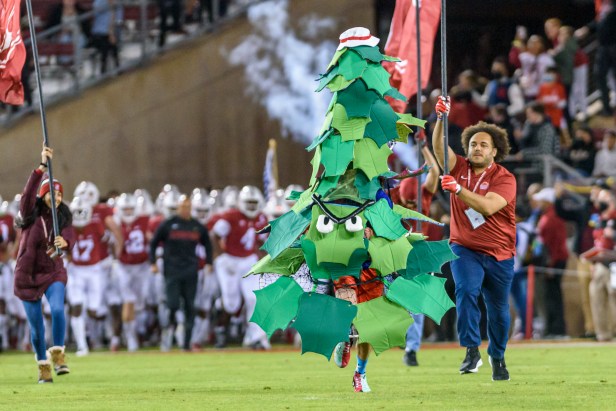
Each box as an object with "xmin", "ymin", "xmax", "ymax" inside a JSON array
[
  {"xmin": 14, "ymin": 147, "xmax": 75, "ymax": 383},
  {"xmin": 433, "ymin": 0, "xmax": 517, "ymax": 381},
  {"xmin": 5, "ymin": 0, "xmax": 75, "ymax": 383}
]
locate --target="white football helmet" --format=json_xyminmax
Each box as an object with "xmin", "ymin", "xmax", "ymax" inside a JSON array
[
  {"xmin": 161, "ymin": 191, "xmax": 181, "ymax": 219},
  {"xmin": 134, "ymin": 188, "xmax": 155, "ymax": 217},
  {"xmin": 73, "ymin": 181, "xmax": 100, "ymax": 207},
  {"xmin": 8, "ymin": 194, "xmax": 21, "ymax": 217},
  {"xmin": 0, "ymin": 200, "xmax": 8, "ymax": 217},
  {"xmin": 70, "ymin": 197, "xmax": 93, "ymax": 228},
  {"xmin": 155, "ymin": 184, "xmax": 180, "ymax": 215},
  {"xmin": 115, "ymin": 193, "xmax": 138, "ymax": 224},
  {"xmin": 263, "ymin": 189, "xmax": 289, "ymax": 220},
  {"xmin": 221, "ymin": 186, "xmax": 240, "ymax": 211},
  {"xmin": 238, "ymin": 185, "xmax": 265, "ymax": 219},
  {"xmin": 191, "ymin": 189, "xmax": 212, "ymax": 224}
]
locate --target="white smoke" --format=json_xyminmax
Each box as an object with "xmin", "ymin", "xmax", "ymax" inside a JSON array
[{"xmin": 226, "ymin": 0, "xmax": 337, "ymax": 145}]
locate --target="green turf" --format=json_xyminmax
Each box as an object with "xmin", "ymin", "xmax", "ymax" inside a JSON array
[{"xmin": 0, "ymin": 343, "xmax": 615, "ymax": 410}]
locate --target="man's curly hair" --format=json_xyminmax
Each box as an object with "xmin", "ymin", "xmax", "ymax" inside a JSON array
[{"xmin": 460, "ymin": 121, "xmax": 511, "ymax": 162}]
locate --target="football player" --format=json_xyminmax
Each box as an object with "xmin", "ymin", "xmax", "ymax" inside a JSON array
[
  {"xmin": 67, "ymin": 197, "xmax": 109, "ymax": 356},
  {"xmin": 189, "ymin": 189, "xmax": 219, "ymax": 349},
  {"xmin": 211, "ymin": 185, "xmax": 269, "ymax": 349},
  {"xmin": 73, "ymin": 181, "xmax": 123, "ymax": 350},
  {"xmin": 114, "ymin": 193, "xmax": 151, "ymax": 351}
]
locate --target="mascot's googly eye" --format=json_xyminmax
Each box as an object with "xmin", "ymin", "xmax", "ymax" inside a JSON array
[
  {"xmin": 345, "ymin": 216, "xmax": 363, "ymax": 232},
  {"xmin": 316, "ymin": 215, "xmax": 335, "ymax": 234}
]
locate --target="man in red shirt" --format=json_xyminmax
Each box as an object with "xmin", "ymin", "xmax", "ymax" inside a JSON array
[
  {"xmin": 533, "ymin": 188, "xmax": 569, "ymax": 338},
  {"xmin": 433, "ymin": 96, "xmax": 516, "ymax": 381}
]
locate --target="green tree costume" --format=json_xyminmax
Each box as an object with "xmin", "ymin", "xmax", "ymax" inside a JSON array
[{"xmin": 248, "ymin": 28, "xmax": 457, "ymax": 360}]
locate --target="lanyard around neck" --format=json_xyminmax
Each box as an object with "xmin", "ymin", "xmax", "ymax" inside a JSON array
[{"xmin": 466, "ymin": 163, "xmax": 493, "ymax": 193}]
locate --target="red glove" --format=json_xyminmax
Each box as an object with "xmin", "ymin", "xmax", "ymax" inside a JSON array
[
  {"xmin": 435, "ymin": 96, "xmax": 451, "ymax": 119},
  {"xmin": 441, "ymin": 175, "xmax": 461, "ymax": 195}
]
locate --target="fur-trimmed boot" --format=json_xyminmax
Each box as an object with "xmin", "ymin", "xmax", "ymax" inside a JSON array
[
  {"xmin": 38, "ymin": 359, "xmax": 53, "ymax": 383},
  {"xmin": 48, "ymin": 346, "xmax": 70, "ymax": 375}
]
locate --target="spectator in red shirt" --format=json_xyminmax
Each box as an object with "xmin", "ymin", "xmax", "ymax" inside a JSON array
[
  {"xmin": 532, "ymin": 187, "xmax": 569, "ymax": 338},
  {"xmin": 433, "ymin": 97, "xmax": 516, "ymax": 381}
]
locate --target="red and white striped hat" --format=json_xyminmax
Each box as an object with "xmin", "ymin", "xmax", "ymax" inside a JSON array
[{"xmin": 337, "ymin": 27, "xmax": 380, "ymax": 51}]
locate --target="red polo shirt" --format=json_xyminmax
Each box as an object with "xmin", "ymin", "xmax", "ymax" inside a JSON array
[{"xmin": 449, "ymin": 155, "xmax": 517, "ymax": 261}]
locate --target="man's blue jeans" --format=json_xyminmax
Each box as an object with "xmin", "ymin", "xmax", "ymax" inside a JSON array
[
  {"xmin": 22, "ymin": 282, "xmax": 66, "ymax": 361},
  {"xmin": 451, "ymin": 243, "xmax": 514, "ymax": 360}
]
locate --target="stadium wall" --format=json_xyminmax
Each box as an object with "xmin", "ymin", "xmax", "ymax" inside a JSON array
[{"xmin": 0, "ymin": 0, "xmax": 375, "ymax": 198}]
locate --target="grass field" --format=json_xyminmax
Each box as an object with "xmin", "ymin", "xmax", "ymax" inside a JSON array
[{"xmin": 1, "ymin": 341, "xmax": 615, "ymax": 410}]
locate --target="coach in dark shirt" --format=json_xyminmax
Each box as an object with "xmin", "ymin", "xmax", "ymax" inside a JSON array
[{"xmin": 150, "ymin": 195, "xmax": 213, "ymax": 351}]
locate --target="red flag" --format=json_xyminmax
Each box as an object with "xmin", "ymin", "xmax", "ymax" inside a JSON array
[
  {"xmin": 384, "ymin": 0, "xmax": 441, "ymax": 113},
  {"xmin": 0, "ymin": 0, "xmax": 26, "ymax": 105}
]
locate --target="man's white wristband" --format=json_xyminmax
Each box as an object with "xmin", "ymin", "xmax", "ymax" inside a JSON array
[{"xmin": 455, "ymin": 184, "xmax": 462, "ymax": 195}]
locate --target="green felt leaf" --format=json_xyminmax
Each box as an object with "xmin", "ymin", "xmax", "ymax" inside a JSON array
[
  {"xmin": 395, "ymin": 123, "xmax": 411, "ymax": 142},
  {"xmin": 337, "ymin": 80, "xmax": 380, "ymax": 119},
  {"xmin": 291, "ymin": 188, "xmax": 316, "ymax": 213},
  {"xmin": 368, "ymin": 236, "xmax": 413, "ymax": 275},
  {"xmin": 306, "ymin": 128, "xmax": 333, "ymax": 152},
  {"xmin": 364, "ymin": 99, "xmax": 401, "ymax": 146},
  {"xmin": 364, "ymin": 199, "xmax": 408, "ymax": 240},
  {"xmin": 336, "ymin": 50, "xmax": 369, "ymax": 81},
  {"xmin": 250, "ymin": 276, "xmax": 304, "ymax": 338},
  {"xmin": 320, "ymin": 248, "xmax": 368, "ymax": 280},
  {"xmin": 382, "ymin": 54, "xmax": 401, "ymax": 62},
  {"xmin": 385, "ymin": 88, "xmax": 408, "ymax": 102},
  {"xmin": 393, "ymin": 204, "xmax": 441, "ymax": 226},
  {"xmin": 292, "ymin": 293, "xmax": 357, "ymax": 360},
  {"xmin": 361, "ymin": 65, "xmax": 396, "ymax": 97},
  {"xmin": 320, "ymin": 134, "xmax": 355, "ymax": 177},
  {"xmin": 261, "ymin": 209, "xmax": 312, "ymax": 259},
  {"xmin": 327, "ymin": 48, "xmax": 347, "ymax": 70},
  {"xmin": 318, "ymin": 109, "xmax": 334, "ymax": 136},
  {"xmin": 316, "ymin": 66, "xmax": 340, "ymax": 92},
  {"xmin": 315, "ymin": 175, "xmax": 340, "ymax": 197},
  {"xmin": 286, "ymin": 190, "xmax": 302, "ymax": 201},
  {"xmin": 386, "ymin": 275, "xmax": 455, "ymax": 324},
  {"xmin": 249, "ymin": 248, "xmax": 305, "ymax": 276},
  {"xmin": 354, "ymin": 296, "xmax": 414, "ymax": 355},
  {"xmin": 353, "ymin": 138, "xmax": 393, "ymax": 180},
  {"xmin": 326, "ymin": 75, "xmax": 354, "ymax": 92},
  {"xmin": 320, "ymin": 169, "xmax": 361, "ymax": 203},
  {"xmin": 397, "ymin": 113, "xmax": 427, "ymax": 128},
  {"xmin": 351, "ymin": 46, "xmax": 387, "ymax": 63},
  {"xmin": 406, "ymin": 232, "xmax": 428, "ymax": 243},
  {"xmin": 305, "ymin": 204, "xmax": 367, "ymax": 266},
  {"xmin": 309, "ymin": 146, "xmax": 322, "ymax": 187},
  {"xmin": 301, "ymin": 237, "xmax": 330, "ymax": 280},
  {"xmin": 331, "ymin": 104, "xmax": 370, "ymax": 142},
  {"xmin": 355, "ymin": 171, "xmax": 382, "ymax": 200},
  {"xmin": 405, "ymin": 240, "xmax": 459, "ymax": 277}
]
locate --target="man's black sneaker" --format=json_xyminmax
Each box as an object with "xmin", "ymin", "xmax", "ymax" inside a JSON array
[
  {"xmin": 489, "ymin": 356, "xmax": 510, "ymax": 381},
  {"xmin": 403, "ymin": 350, "xmax": 418, "ymax": 366},
  {"xmin": 459, "ymin": 347, "xmax": 482, "ymax": 374}
]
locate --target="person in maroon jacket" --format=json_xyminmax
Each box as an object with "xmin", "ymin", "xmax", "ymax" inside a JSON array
[{"xmin": 13, "ymin": 147, "xmax": 75, "ymax": 384}]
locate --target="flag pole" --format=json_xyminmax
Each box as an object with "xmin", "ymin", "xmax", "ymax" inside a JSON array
[
  {"xmin": 440, "ymin": 0, "xmax": 449, "ymax": 175},
  {"xmin": 24, "ymin": 0, "xmax": 62, "ymax": 255},
  {"xmin": 415, "ymin": 0, "xmax": 423, "ymax": 231}
]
